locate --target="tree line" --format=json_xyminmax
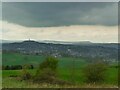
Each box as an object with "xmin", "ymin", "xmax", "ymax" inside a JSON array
[{"xmin": 2, "ymin": 64, "xmax": 34, "ymax": 70}]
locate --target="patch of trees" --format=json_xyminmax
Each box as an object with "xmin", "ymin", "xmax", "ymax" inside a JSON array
[{"xmin": 2, "ymin": 64, "xmax": 34, "ymax": 70}]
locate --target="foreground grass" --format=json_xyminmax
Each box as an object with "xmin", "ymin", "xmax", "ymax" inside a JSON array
[
  {"xmin": 2, "ymin": 77, "xmax": 118, "ymax": 88},
  {"xmin": 0, "ymin": 70, "xmax": 2, "ymax": 89},
  {"xmin": 2, "ymin": 67, "xmax": 118, "ymax": 88}
]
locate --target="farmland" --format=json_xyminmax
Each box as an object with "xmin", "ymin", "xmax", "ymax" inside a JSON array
[
  {"xmin": 2, "ymin": 52, "xmax": 87, "ymax": 68},
  {"xmin": 2, "ymin": 68, "xmax": 118, "ymax": 88},
  {"xmin": 2, "ymin": 52, "xmax": 118, "ymax": 88}
]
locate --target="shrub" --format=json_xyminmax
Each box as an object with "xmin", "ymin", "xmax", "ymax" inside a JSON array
[
  {"xmin": 33, "ymin": 56, "xmax": 59, "ymax": 84},
  {"xmin": 83, "ymin": 61, "xmax": 108, "ymax": 83},
  {"xmin": 34, "ymin": 68, "xmax": 70, "ymax": 85},
  {"xmin": 21, "ymin": 66, "xmax": 31, "ymax": 80},
  {"xmin": 34, "ymin": 68, "xmax": 56, "ymax": 83},
  {"xmin": 30, "ymin": 65, "xmax": 34, "ymax": 69},
  {"xmin": 39, "ymin": 56, "xmax": 58, "ymax": 71},
  {"xmin": 21, "ymin": 69, "xmax": 31, "ymax": 80}
]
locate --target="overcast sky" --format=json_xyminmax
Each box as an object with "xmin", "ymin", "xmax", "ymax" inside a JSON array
[{"xmin": 1, "ymin": 2, "xmax": 118, "ymax": 43}]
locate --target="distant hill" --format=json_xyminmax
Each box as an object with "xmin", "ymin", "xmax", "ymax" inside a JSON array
[
  {"xmin": 1, "ymin": 40, "xmax": 22, "ymax": 43},
  {"xmin": 2, "ymin": 40, "xmax": 118, "ymax": 62},
  {"xmin": 37, "ymin": 40, "xmax": 92, "ymax": 45}
]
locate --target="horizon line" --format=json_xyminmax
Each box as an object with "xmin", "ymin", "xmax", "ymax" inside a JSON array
[{"xmin": 1, "ymin": 39, "xmax": 119, "ymax": 44}]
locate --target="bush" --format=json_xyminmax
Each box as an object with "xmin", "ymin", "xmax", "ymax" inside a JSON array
[
  {"xmin": 83, "ymin": 61, "xmax": 108, "ymax": 83},
  {"xmin": 34, "ymin": 68, "xmax": 56, "ymax": 83},
  {"xmin": 39, "ymin": 56, "xmax": 58, "ymax": 71},
  {"xmin": 21, "ymin": 66, "xmax": 31, "ymax": 80},
  {"xmin": 30, "ymin": 65, "xmax": 34, "ymax": 69},
  {"xmin": 34, "ymin": 68, "xmax": 70, "ymax": 85},
  {"xmin": 33, "ymin": 56, "xmax": 59, "ymax": 84}
]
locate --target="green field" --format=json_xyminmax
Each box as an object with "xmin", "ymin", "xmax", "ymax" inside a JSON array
[
  {"xmin": 2, "ymin": 68, "xmax": 118, "ymax": 88},
  {"xmin": 2, "ymin": 52, "xmax": 87, "ymax": 68},
  {"xmin": 2, "ymin": 52, "xmax": 118, "ymax": 88}
]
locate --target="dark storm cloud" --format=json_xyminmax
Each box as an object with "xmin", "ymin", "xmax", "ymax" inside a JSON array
[{"xmin": 2, "ymin": 2, "xmax": 118, "ymax": 27}]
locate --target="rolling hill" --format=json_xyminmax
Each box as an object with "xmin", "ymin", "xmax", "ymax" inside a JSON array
[{"xmin": 2, "ymin": 40, "xmax": 118, "ymax": 63}]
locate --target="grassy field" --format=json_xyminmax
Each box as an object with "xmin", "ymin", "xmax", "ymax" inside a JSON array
[
  {"xmin": 2, "ymin": 52, "xmax": 87, "ymax": 68},
  {"xmin": 2, "ymin": 68, "xmax": 118, "ymax": 88},
  {"xmin": 2, "ymin": 52, "xmax": 118, "ymax": 88}
]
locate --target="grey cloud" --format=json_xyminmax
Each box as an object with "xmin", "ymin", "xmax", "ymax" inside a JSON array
[{"xmin": 2, "ymin": 2, "xmax": 118, "ymax": 27}]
